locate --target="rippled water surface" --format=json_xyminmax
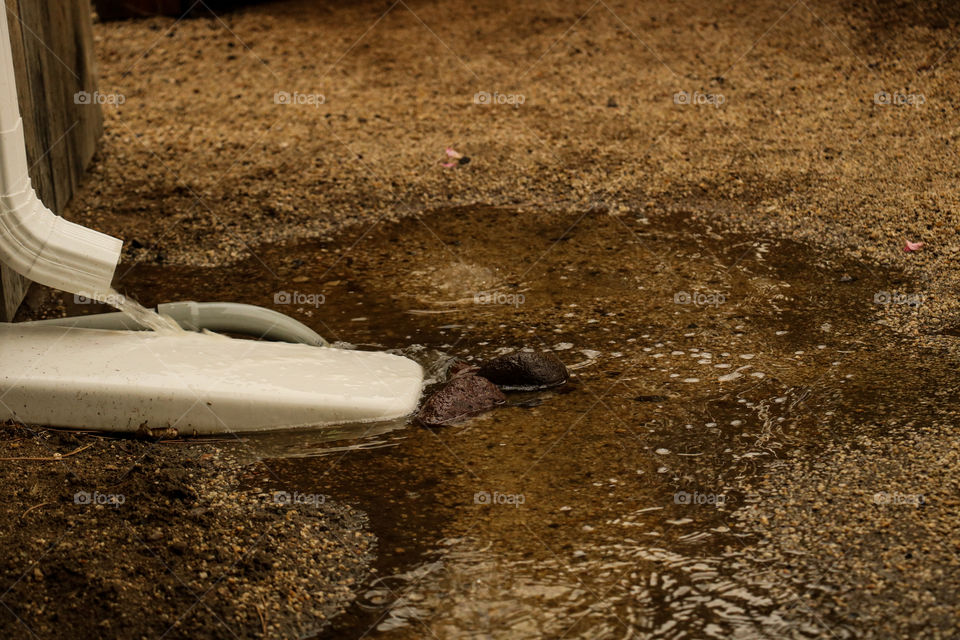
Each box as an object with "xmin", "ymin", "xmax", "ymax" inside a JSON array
[{"xmin": 107, "ymin": 207, "xmax": 944, "ymax": 639}]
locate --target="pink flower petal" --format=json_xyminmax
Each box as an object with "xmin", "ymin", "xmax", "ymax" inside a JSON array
[
  {"xmin": 440, "ymin": 161, "xmax": 457, "ymax": 168},
  {"xmin": 904, "ymin": 241, "xmax": 924, "ymax": 252},
  {"xmin": 445, "ymin": 147, "xmax": 463, "ymax": 159}
]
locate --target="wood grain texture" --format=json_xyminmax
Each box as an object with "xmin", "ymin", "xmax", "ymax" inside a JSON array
[{"xmin": 0, "ymin": 0, "xmax": 102, "ymax": 320}]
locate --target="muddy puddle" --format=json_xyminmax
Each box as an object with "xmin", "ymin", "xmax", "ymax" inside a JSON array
[{"xmin": 94, "ymin": 206, "xmax": 949, "ymax": 638}]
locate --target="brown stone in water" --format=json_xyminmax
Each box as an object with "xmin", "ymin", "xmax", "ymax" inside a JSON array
[
  {"xmin": 416, "ymin": 375, "xmax": 506, "ymax": 427},
  {"xmin": 477, "ymin": 351, "xmax": 569, "ymax": 390}
]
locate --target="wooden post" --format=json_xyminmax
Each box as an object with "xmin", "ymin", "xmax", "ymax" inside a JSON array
[{"xmin": 0, "ymin": 0, "xmax": 102, "ymax": 320}]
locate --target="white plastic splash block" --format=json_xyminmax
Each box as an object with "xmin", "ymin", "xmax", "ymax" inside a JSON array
[{"xmin": 0, "ymin": 324, "xmax": 424, "ymax": 434}]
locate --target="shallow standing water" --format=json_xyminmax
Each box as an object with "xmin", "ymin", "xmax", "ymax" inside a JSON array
[{"xmin": 99, "ymin": 206, "xmax": 948, "ymax": 638}]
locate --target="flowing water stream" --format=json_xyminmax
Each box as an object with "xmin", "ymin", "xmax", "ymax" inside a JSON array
[
  {"xmin": 86, "ymin": 287, "xmax": 185, "ymax": 334},
  {"xmin": 87, "ymin": 206, "xmax": 950, "ymax": 639}
]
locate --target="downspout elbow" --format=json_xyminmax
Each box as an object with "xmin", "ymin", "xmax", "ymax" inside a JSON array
[{"xmin": 0, "ymin": 10, "xmax": 121, "ymax": 297}]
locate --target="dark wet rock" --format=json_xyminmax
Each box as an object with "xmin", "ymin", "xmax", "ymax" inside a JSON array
[
  {"xmin": 477, "ymin": 351, "xmax": 569, "ymax": 390},
  {"xmin": 416, "ymin": 375, "xmax": 505, "ymax": 427}
]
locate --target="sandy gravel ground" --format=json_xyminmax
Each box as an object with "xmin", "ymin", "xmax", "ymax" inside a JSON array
[
  {"xmin": 735, "ymin": 423, "xmax": 960, "ymax": 639},
  {"xmin": 73, "ymin": 0, "xmax": 960, "ymax": 331},
  {"xmin": 0, "ymin": 426, "xmax": 374, "ymax": 639}
]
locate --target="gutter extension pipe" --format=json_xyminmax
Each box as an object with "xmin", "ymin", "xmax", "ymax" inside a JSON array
[
  {"xmin": 0, "ymin": 6, "xmax": 121, "ymax": 297},
  {"xmin": 24, "ymin": 301, "xmax": 329, "ymax": 347}
]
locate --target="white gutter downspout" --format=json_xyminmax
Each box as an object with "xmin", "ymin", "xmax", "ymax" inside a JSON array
[{"xmin": 0, "ymin": 6, "xmax": 121, "ymax": 297}]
